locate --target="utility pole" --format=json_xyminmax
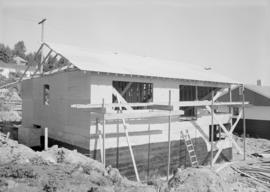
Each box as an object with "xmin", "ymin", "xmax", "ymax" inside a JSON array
[
  {"xmin": 38, "ymin": 18, "xmax": 46, "ymax": 74},
  {"xmin": 38, "ymin": 18, "xmax": 46, "ymax": 42}
]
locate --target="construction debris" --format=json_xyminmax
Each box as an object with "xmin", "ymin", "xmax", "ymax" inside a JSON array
[
  {"xmin": 166, "ymin": 168, "xmax": 229, "ymax": 192},
  {"xmin": 232, "ymin": 160, "xmax": 270, "ymax": 188}
]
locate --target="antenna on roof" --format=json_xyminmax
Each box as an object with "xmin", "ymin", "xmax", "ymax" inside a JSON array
[
  {"xmin": 204, "ymin": 66, "xmax": 212, "ymax": 70},
  {"xmin": 38, "ymin": 18, "xmax": 47, "ymax": 74},
  {"xmin": 38, "ymin": 18, "xmax": 47, "ymax": 43}
]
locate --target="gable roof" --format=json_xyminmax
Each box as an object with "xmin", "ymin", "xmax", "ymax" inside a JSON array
[
  {"xmin": 45, "ymin": 43, "xmax": 239, "ymax": 85},
  {"xmin": 245, "ymin": 84, "xmax": 270, "ymax": 99}
]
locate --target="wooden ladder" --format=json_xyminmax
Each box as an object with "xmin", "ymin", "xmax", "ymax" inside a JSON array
[{"xmin": 181, "ymin": 130, "xmax": 199, "ymax": 167}]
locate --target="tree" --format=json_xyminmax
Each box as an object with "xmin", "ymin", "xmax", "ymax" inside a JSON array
[
  {"xmin": 0, "ymin": 43, "xmax": 13, "ymax": 63},
  {"xmin": 13, "ymin": 41, "xmax": 26, "ymax": 58}
]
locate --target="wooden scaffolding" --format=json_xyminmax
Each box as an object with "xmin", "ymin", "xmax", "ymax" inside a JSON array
[{"xmin": 71, "ymin": 88, "xmax": 248, "ymax": 182}]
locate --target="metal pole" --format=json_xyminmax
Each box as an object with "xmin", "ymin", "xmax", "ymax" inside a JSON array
[
  {"xmin": 102, "ymin": 98, "xmax": 106, "ymax": 165},
  {"xmin": 242, "ymin": 85, "xmax": 246, "ymax": 160},
  {"xmin": 167, "ymin": 90, "xmax": 172, "ymax": 181},
  {"xmin": 210, "ymin": 91, "xmax": 214, "ymax": 167}
]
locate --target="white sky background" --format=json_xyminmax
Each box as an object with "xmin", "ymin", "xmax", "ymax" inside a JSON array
[{"xmin": 0, "ymin": 0, "xmax": 269, "ymax": 85}]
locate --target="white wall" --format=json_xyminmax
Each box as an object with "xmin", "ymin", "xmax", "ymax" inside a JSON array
[
  {"xmin": 21, "ymin": 71, "xmax": 232, "ymax": 151},
  {"xmin": 245, "ymin": 106, "xmax": 270, "ymax": 121}
]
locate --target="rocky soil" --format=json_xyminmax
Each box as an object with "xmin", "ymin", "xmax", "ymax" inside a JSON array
[{"xmin": 0, "ymin": 132, "xmax": 269, "ymax": 192}]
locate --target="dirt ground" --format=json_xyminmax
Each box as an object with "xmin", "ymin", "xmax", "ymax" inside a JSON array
[
  {"xmin": 0, "ymin": 132, "xmax": 269, "ymax": 192},
  {"xmin": 0, "ymin": 133, "xmax": 156, "ymax": 192}
]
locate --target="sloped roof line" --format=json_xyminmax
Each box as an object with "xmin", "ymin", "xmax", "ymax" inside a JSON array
[
  {"xmin": 44, "ymin": 42, "xmax": 240, "ymax": 85},
  {"xmin": 245, "ymin": 84, "xmax": 270, "ymax": 99}
]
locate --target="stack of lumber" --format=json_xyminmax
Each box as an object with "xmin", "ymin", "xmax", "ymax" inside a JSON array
[{"xmin": 231, "ymin": 160, "xmax": 270, "ymax": 188}]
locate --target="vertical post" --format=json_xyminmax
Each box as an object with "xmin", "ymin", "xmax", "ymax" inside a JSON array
[
  {"xmin": 93, "ymin": 118, "xmax": 99, "ymax": 160},
  {"xmin": 102, "ymin": 99, "xmax": 106, "ymax": 166},
  {"xmin": 116, "ymin": 111, "xmax": 119, "ymax": 168},
  {"xmin": 210, "ymin": 91, "xmax": 214, "ymax": 167},
  {"xmin": 44, "ymin": 127, "xmax": 48, "ymax": 151},
  {"xmin": 89, "ymin": 122, "xmax": 91, "ymax": 158},
  {"xmin": 229, "ymin": 87, "xmax": 232, "ymax": 117},
  {"xmin": 123, "ymin": 120, "xmax": 140, "ymax": 182},
  {"xmin": 38, "ymin": 18, "xmax": 46, "ymax": 74},
  {"xmin": 167, "ymin": 90, "xmax": 172, "ymax": 181},
  {"xmin": 6, "ymin": 132, "xmax": 10, "ymax": 140},
  {"xmin": 147, "ymin": 123, "xmax": 151, "ymax": 182},
  {"xmin": 242, "ymin": 85, "xmax": 246, "ymax": 160},
  {"xmin": 195, "ymin": 86, "xmax": 198, "ymax": 118},
  {"xmin": 229, "ymin": 87, "xmax": 233, "ymax": 130}
]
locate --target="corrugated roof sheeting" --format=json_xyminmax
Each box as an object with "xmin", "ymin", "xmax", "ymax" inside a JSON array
[{"xmin": 45, "ymin": 43, "xmax": 239, "ymax": 85}]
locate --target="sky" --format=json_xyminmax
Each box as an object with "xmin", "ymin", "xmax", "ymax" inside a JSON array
[{"xmin": 0, "ymin": 0, "xmax": 269, "ymax": 85}]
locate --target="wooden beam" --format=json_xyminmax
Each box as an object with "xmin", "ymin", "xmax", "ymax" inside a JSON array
[
  {"xmin": 112, "ymin": 87, "xmax": 133, "ymax": 110},
  {"xmin": 242, "ymin": 85, "xmax": 246, "ymax": 160},
  {"xmin": 212, "ymin": 109, "xmax": 243, "ymax": 164},
  {"xmin": 71, "ymin": 101, "xmax": 249, "ymax": 111},
  {"xmin": 71, "ymin": 106, "xmax": 107, "ymax": 113},
  {"xmin": 89, "ymin": 129, "xmax": 162, "ymax": 139},
  {"xmin": 44, "ymin": 127, "xmax": 48, "ymax": 151},
  {"xmin": 167, "ymin": 90, "xmax": 172, "ymax": 181},
  {"xmin": 190, "ymin": 121, "xmax": 218, "ymax": 150},
  {"xmin": 102, "ymin": 99, "xmax": 106, "ymax": 165},
  {"xmin": 122, "ymin": 119, "xmax": 140, "ymax": 182},
  {"xmin": 210, "ymin": 91, "xmax": 214, "ymax": 167},
  {"xmin": 104, "ymin": 110, "xmax": 184, "ymax": 120},
  {"xmin": 205, "ymin": 106, "xmax": 243, "ymax": 155},
  {"xmin": 120, "ymin": 82, "xmax": 133, "ymax": 96},
  {"xmin": 147, "ymin": 104, "xmax": 174, "ymax": 111}
]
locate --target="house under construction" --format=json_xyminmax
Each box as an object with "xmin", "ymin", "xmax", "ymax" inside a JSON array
[{"xmin": 19, "ymin": 43, "xmax": 247, "ymax": 180}]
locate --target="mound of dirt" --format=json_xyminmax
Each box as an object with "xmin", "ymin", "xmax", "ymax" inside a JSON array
[
  {"xmin": 0, "ymin": 133, "xmax": 155, "ymax": 192},
  {"xmin": 166, "ymin": 168, "xmax": 230, "ymax": 192}
]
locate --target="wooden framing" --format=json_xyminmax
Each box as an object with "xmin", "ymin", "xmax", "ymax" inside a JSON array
[
  {"xmin": 72, "ymin": 96, "xmax": 249, "ymax": 172},
  {"xmin": 167, "ymin": 90, "xmax": 172, "ymax": 180}
]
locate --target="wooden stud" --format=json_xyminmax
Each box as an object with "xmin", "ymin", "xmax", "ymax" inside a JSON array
[
  {"xmin": 229, "ymin": 87, "xmax": 233, "ymax": 130},
  {"xmin": 93, "ymin": 118, "xmax": 99, "ymax": 160},
  {"xmin": 89, "ymin": 121, "xmax": 91, "ymax": 158},
  {"xmin": 102, "ymin": 99, "xmax": 106, "ymax": 165},
  {"xmin": 6, "ymin": 132, "xmax": 10, "ymax": 140},
  {"xmin": 147, "ymin": 123, "xmax": 151, "ymax": 181},
  {"xmin": 122, "ymin": 119, "xmax": 140, "ymax": 182},
  {"xmin": 44, "ymin": 127, "xmax": 48, "ymax": 151},
  {"xmin": 167, "ymin": 90, "xmax": 172, "ymax": 181},
  {"xmin": 210, "ymin": 91, "xmax": 214, "ymax": 167},
  {"xmin": 242, "ymin": 85, "xmax": 246, "ymax": 160},
  {"xmin": 116, "ymin": 111, "xmax": 120, "ymax": 168}
]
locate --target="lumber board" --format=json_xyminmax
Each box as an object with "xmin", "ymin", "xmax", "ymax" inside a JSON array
[
  {"xmin": 147, "ymin": 104, "xmax": 173, "ymax": 111},
  {"xmin": 104, "ymin": 110, "xmax": 184, "ymax": 120},
  {"xmin": 89, "ymin": 129, "xmax": 162, "ymax": 139},
  {"xmin": 71, "ymin": 101, "xmax": 249, "ymax": 111}
]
